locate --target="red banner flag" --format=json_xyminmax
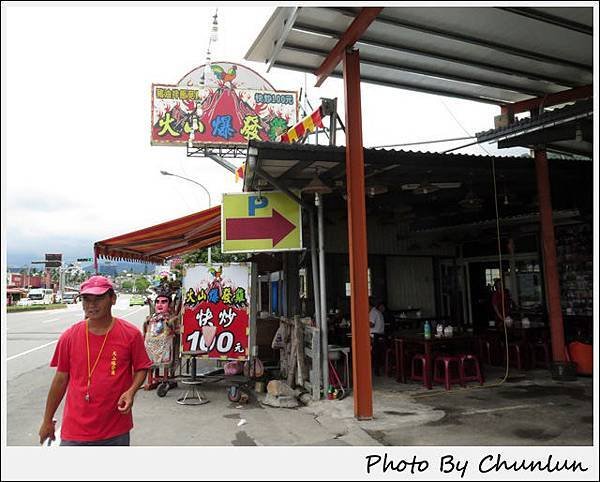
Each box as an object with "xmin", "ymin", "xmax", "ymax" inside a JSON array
[
  {"xmin": 235, "ymin": 163, "xmax": 245, "ymax": 183},
  {"xmin": 280, "ymin": 106, "xmax": 324, "ymax": 143}
]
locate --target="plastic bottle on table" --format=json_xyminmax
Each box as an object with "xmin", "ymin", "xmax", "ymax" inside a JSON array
[{"xmin": 424, "ymin": 320, "xmax": 431, "ymax": 339}]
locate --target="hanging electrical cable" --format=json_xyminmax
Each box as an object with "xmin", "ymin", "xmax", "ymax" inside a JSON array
[
  {"xmin": 441, "ymin": 101, "xmax": 493, "ymax": 156},
  {"xmin": 490, "ymin": 155, "xmax": 511, "ymax": 386},
  {"xmin": 413, "ymin": 142, "xmax": 512, "ymax": 400},
  {"xmin": 444, "ymin": 98, "xmax": 510, "ymax": 384},
  {"xmin": 370, "ymin": 136, "xmax": 474, "ymax": 149}
]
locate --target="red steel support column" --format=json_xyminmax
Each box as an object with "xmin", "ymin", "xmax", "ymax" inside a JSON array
[
  {"xmin": 534, "ymin": 148, "xmax": 566, "ymax": 362},
  {"xmin": 343, "ymin": 49, "xmax": 373, "ymax": 419}
]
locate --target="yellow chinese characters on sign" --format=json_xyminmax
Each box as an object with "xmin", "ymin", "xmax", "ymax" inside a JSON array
[{"xmin": 221, "ymin": 192, "xmax": 302, "ymax": 253}]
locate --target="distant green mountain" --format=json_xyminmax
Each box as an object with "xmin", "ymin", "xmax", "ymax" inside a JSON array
[
  {"xmin": 83, "ymin": 261, "xmax": 152, "ymax": 275},
  {"xmin": 7, "ymin": 258, "xmax": 154, "ymax": 275}
]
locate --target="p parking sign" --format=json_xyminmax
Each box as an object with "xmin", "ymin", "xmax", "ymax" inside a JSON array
[{"xmin": 221, "ymin": 192, "xmax": 302, "ymax": 253}]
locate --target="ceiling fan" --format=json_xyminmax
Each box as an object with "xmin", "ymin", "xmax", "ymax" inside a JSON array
[
  {"xmin": 366, "ymin": 184, "xmax": 388, "ymax": 197},
  {"xmin": 377, "ymin": 210, "xmax": 416, "ymax": 225},
  {"xmin": 496, "ymin": 174, "xmax": 523, "ymax": 207},
  {"xmin": 459, "ymin": 190, "xmax": 484, "ymax": 211},
  {"xmin": 401, "ymin": 172, "xmax": 461, "ymax": 195},
  {"xmin": 458, "ymin": 171, "xmax": 483, "ymax": 211},
  {"xmin": 369, "ymin": 201, "xmax": 415, "ymax": 225},
  {"xmin": 498, "ymin": 191, "xmax": 524, "ymax": 207}
]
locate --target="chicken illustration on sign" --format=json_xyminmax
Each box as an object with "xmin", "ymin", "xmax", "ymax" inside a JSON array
[
  {"xmin": 211, "ymin": 64, "xmax": 237, "ymax": 87},
  {"xmin": 181, "ymin": 264, "xmax": 250, "ymax": 360},
  {"xmin": 151, "ymin": 62, "xmax": 298, "ymax": 146}
]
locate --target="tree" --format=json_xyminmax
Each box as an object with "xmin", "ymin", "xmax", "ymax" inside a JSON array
[
  {"xmin": 134, "ymin": 276, "xmax": 150, "ymax": 294},
  {"xmin": 182, "ymin": 245, "xmax": 247, "ymax": 265},
  {"xmin": 171, "ymin": 263, "xmax": 184, "ymax": 281},
  {"xmin": 50, "ymin": 268, "xmax": 61, "ymax": 284},
  {"xmin": 121, "ymin": 279, "xmax": 133, "ymax": 292}
]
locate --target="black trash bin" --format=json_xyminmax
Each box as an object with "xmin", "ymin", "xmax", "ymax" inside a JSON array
[{"xmin": 550, "ymin": 361, "xmax": 578, "ymax": 381}]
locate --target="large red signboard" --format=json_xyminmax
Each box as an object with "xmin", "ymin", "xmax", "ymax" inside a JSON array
[
  {"xmin": 181, "ymin": 264, "xmax": 250, "ymax": 360},
  {"xmin": 151, "ymin": 62, "xmax": 298, "ymax": 147}
]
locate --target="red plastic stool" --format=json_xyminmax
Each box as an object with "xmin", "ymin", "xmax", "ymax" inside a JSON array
[
  {"xmin": 433, "ymin": 355, "xmax": 464, "ymax": 391},
  {"xmin": 502, "ymin": 341, "xmax": 528, "ymax": 370},
  {"xmin": 410, "ymin": 354, "xmax": 430, "ymax": 388},
  {"xmin": 385, "ymin": 347, "xmax": 396, "ymax": 378},
  {"xmin": 529, "ymin": 340, "xmax": 551, "ymax": 369},
  {"xmin": 478, "ymin": 336, "xmax": 498, "ymax": 365},
  {"xmin": 459, "ymin": 354, "xmax": 484, "ymax": 385},
  {"xmin": 394, "ymin": 340, "xmax": 406, "ymax": 383}
]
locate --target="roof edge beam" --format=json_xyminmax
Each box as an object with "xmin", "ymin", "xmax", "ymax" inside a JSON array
[
  {"xmin": 254, "ymin": 165, "xmax": 314, "ymax": 213},
  {"xmin": 328, "ymin": 7, "xmax": 592, "ymax": 73},
  {"xmin": 279, "ymin": 159, "xmax": 318, "ymax": 179},
  {"xmin": 501, "ymin": 85, "xmax": 593, "ymax": 116},
  {"xmin": 314, "ymin": 7, "xmax": 382, "ymax": 87},
  {"xmin": 95, "ymin": 245, "xmax": 163, "ymax": 264},
  {"xmin": 497, "ymin": 7, "xmax": 593, "ymax": 35},
  {"xmin": 266, "ymin": 7, "xmax": 300, "ymax": 72}
]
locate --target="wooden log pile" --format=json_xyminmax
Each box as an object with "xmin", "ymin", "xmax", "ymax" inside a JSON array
[{"xmin": 278, "ymin": 317, "xmax": 321, "ymax": 400}]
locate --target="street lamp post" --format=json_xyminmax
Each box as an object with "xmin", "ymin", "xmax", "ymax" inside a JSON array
[{"xmin": 160, "ymin": 170, "xmax": 213, "ymax": 264}]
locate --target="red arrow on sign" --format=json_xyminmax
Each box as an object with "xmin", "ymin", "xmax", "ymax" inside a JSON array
[{"xmin": 226, "ymin": 209, "xmax": 296, "ymax": 246}]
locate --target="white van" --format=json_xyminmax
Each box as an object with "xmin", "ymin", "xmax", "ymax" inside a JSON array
[
  {"xmin": 62, "ymin": 292, "xmax": 79, "ymax": 304},
  {"xmin": 27, "ymin": 288, "xmax": 54, "ymax": 305}
]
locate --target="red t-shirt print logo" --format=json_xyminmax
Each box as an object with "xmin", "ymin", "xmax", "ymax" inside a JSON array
[{"xmin": 110, "ymin": 350, "xmax": 117, "ymax": 376}]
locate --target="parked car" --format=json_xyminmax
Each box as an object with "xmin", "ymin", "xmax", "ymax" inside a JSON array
[
  {"xmin": 129, "ymin": 294, "xmax": 145, "ymax": 306},
  {"xmin": 62, "ymin": 292, "xmax": 79, "ymax": 304}
]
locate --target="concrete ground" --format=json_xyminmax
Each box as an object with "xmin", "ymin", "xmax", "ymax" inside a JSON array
[{"xmin": 129, "ymin": 366, "xmax": 593, "ymax": 447}]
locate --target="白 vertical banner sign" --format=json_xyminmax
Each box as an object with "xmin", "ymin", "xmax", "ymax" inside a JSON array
[{"xmin": 181, "ymin": 263, "xmax": 250, "ymax": 360}]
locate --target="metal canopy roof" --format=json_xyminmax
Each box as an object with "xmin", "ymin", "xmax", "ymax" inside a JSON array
[{"xmin": 245, "ymin": 6, "xmax": 593, "ymax": 105}]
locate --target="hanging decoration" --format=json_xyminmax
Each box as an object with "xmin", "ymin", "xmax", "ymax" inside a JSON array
[{"xmin": 278, "ymin": 106, "xmax": 324, "ymax": 143}]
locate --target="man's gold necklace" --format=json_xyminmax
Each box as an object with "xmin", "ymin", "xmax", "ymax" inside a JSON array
[{"xmin": 85, "ymin": 318, "xmax": 115, "ymax": 402}]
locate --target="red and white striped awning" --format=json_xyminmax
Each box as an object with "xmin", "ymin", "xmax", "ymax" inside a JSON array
[{"xmin": 94, "ymin": 205, "xmax": 221, "ymax": 266}]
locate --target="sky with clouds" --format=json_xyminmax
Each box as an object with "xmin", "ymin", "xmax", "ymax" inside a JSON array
[{"xmin": 2, "ymin": 4, "xmax": 526, "ymax": 267}]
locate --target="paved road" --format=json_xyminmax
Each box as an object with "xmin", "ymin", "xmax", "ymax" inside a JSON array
[
  {"xmin": 6, "ymin": 295, "xmax": 148, "ymax": 381},
  {"xmin": 5, "ymin": 294, "xmax": 149, "ymax": 445},
  {"xmin": 5, "ymin": 297, "xmax": 593, "ymax": 450}
]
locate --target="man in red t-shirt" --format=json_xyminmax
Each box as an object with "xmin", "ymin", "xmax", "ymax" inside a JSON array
[{"xmin": 39, "ymin": 275, "xmax": 152, "ymax": 446}]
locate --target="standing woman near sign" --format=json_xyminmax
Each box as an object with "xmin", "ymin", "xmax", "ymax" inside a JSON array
[{"xmin": 38, "ymin": 276, "xmax": 152, "ymax": 446}]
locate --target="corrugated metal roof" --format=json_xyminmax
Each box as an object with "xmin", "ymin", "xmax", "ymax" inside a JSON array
[
  {"xmin": 244, "ymin": 141, "xmax": 592, "ymax": 231},
  {"xmin": 245, "ymin": 140, "xmax": 591, "ymax": 192},
  {"xmin": 412, "ymin": 209, "xmax": 581, "ymax": 234},
  {"xmin": 476, "ymin": 99, "xmax": 593, "ymax": 140},
  {"xmin": 475, "ymin": 99, "xmax": 594, "ymax": 156},
  {"xmin": 246, "ymin": 6, "xmax": 593, "ymax": 105}
]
